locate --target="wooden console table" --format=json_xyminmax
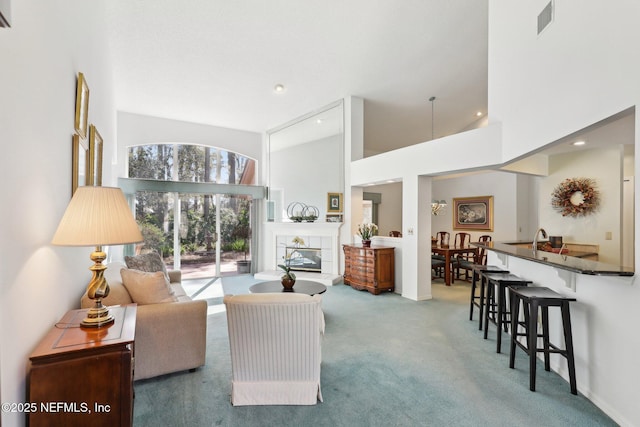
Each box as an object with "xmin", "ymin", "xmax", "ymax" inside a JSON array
[
  {"xmin": 28, "ymin": 304, "xmax": 137, "ymax": 427},
  {"xmin": 343, "ymin": 244, "xmax": 395, "ymax": 295}
]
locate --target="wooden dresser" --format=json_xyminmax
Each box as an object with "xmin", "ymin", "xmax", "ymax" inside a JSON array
[
  {"xmin": 28, "ymin": 304, "xmax": 136, "ymax": 427},
  {"xmin": 343, "ymin": 244, "xmax": 395, "ymax": 295}
]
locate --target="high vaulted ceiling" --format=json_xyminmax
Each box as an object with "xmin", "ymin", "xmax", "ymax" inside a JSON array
[{"xmin": 105, "ymin": 0, "xmax": 488, "ymax": 154}]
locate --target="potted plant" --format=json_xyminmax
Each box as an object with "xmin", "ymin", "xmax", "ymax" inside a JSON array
[
  {"xmin": 357, "ymin": 223, "xmax": 378, "ymax": 247},
  {"xmin": 277, "ymin": 261, "xmax": 296, "ymax": 291},
  {"xmin": 232, "ymin": 239, "xmax": 251, "ymax": 273}
]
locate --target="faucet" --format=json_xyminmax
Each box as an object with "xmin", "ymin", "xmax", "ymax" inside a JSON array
[{"xmin": 532, "ymin": 228, "xmax": 547, "ymax": 254}]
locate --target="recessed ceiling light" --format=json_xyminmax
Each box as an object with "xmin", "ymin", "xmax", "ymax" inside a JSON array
[
  {"xmin": 274, "ymin": 84, "xmax": 285, "ymax": 93},
  {"xmin": 476, "ymin": 111, "xmax": 483, "ymax": 117},
  {"xmin": 316, "ymin": 119, "xmax": 323, "ymax": 124},
  {"xmin": 387, "ymin": 180, "xmax": 395, "ymax": 183},
  {"xmin": 571, "ymin": 140, "xmax": 586, "ymax": 146}
]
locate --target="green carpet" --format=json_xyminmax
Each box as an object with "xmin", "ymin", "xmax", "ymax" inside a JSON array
[{"xmin": 132, "ymin": 276, "xmax": 617, "ymax": 427}]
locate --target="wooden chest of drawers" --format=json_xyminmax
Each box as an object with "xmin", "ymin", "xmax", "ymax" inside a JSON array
[{"xmin": 343, "ymin": 244, "xmax": 395, "ymax": 295}]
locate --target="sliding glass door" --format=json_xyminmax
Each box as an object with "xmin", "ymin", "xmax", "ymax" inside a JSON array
[{"xmin": 125, "ymin": 142, "xmax": 262, "ymax": 279}]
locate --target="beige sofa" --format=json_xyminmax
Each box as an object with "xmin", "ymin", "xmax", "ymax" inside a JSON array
[{"xmin": 81, "ymin": 262, "xmax": 207, "ymax": 381}]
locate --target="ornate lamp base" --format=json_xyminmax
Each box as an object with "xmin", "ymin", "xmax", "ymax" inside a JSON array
[
  {"xmin": 81, "ymin": 246, "xmax": 114, "ymax": 328},
  {"xmin": 81, "ymin": 300, "xmax": 114, "ymax": 328}
]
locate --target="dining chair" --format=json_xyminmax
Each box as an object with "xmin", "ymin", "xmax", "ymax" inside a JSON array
[
  {"xmin": 455, "ymin": 234, "xmax": 491, "ymax": 281},
  {"xmin": 431, "ymin": 231, "xmax": 450, "ymax": 277},
  {"xmin": 432, "ymin": 258, "xmax": 446, "ymax": 280},
  {"xmin": 454, "ymin": 232, "xmax": 471, "ymax": 247},
  {"xmin": 432, "ymin": 232, "xmax": 449, "ymax": 269},
  {"xmin": 435, "ymin": 231, "xmax": 450, "ymax": 246},
  {"xmin": 449, "ymin": 233, "xmax": 472, "ymax": 282},
  {"xmin": 389, "ymin": 230, "xmax": 402, "ymax": 237}
]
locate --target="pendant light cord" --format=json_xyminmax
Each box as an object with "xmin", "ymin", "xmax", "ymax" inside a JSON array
[{"xmin": 429, "ymin": 96, "xmax": 436, "ymax": 140}]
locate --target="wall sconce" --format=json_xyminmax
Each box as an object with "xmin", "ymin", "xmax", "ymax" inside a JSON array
[{"xmin": 431, "ymin": 199, "xmax": 447, "ymax": 216}]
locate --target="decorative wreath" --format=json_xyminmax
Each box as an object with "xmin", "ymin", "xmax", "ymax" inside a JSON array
[{"xmin": 551, "ymin": 177, "xmax": 600, "ymax": 217}]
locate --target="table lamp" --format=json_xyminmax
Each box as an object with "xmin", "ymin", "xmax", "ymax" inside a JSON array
[{"xmin": 52, "ymin": 186, "xmax": 143, "ymax": 327}]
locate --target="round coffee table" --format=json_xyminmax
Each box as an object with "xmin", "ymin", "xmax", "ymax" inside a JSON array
[{"xmin": 249, "ymin": 280, "xmax": 327, "ymax": 295}]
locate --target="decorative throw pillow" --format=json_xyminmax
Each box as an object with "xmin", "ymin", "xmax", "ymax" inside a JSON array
[
  {"xmin": 120, "ymin": 269, "xmax": 177, "ymax": 305},
  {"xmin": 124, "ymin": 251, "xmax": 170, "ymax": 281}
]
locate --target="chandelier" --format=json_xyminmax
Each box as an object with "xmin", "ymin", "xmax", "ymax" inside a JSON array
[{"xmin": 431, "ymin": 199, "xmax": 447, "ymax": 216}]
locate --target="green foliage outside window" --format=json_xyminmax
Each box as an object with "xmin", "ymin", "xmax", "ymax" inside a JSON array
[{"xmin": 128, "ymin": 143, "xmax": 255, "ymax": 262}]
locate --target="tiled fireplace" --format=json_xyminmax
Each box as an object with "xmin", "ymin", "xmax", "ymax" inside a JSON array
[{"xmin": 256, "ymin": 222, "xmax": 344, "ymax": 285}]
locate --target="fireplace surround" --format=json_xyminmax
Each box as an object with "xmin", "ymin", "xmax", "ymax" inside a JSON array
[{"xmin": 256, "ymin": 222, "xmax": 343, "ymax": 285}]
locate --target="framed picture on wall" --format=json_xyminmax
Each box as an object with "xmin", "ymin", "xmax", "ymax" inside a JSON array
[
  {"xmin": 71, "ymin": 134, "xmax": 89, "ymax": 196},
  {"xmin": 453, "ymin": 195, "xmax": 494, "ymax": 231},
  {"xmin": 88, "ymin": 124, "xmax": 103, "ymax": 186},
  {"xmin": 74, "ymin": 72, "xmax": 89, "ymax": 139},
  {"xmin": 327, "ymin": 192, "xmax": 343, "ymax": 213}
]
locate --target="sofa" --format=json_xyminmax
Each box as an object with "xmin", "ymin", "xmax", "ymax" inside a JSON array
[
  {"xmin": 224, "ymin": 293, "xmax": 324, "ymax": 405},
  {"xmin": 81, "ymin": 261, "xmax": 208, "ymax": 381}
]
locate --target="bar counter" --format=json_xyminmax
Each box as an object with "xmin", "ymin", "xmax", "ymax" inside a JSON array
[{"xmin": 474, "ymin": 241, "xmax": 634, "ymax": 276}]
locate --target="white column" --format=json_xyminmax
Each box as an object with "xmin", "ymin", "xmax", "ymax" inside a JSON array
[{"xmin": 401, "ymin": 174, "xmax": 432, "ymax": 300}]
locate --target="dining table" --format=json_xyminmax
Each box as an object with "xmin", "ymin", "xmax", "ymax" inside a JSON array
[{"xmin": 431, "ymin": 243, "xmax": 479, "ymax": 286}]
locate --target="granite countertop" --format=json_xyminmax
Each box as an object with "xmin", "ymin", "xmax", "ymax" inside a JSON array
[{"xmin": 474, "ymin": 241, "xmax": 634, "ymax": 276}]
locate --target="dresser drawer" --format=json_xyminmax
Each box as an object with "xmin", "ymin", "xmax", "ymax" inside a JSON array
[{"xmin": 350, "ymin": 257, "xmax": 374, "ymax": 268}]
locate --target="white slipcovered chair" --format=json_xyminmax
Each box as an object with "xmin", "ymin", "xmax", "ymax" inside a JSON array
[{"xmin": 223, "ymin": 292, "xmax": 325, "ymax": 406}]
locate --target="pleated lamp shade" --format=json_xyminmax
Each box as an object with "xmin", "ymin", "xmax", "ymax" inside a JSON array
[{"xmin": 52, "ymin": 186, "xmax": 143, "ymax": 247}]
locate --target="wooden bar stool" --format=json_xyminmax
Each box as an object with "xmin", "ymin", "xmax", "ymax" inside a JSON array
[
  {"xmin": 469, "ymin": 265, "xmax": 509, "ymax": 329},
  {"xmin": 508, "ymin": 286, "xmax": 577, "ymax": 395},
  {"xmin": 483, "ymin": 273, "xmax": 532, "ymax": 353}
]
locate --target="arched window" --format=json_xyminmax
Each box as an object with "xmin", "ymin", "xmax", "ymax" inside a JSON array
[{"xmin": 128, "ymin": 144, "xmax": 255, "ymax": 184}]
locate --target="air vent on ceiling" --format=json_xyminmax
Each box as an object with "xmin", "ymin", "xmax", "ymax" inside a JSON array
[{"xmin": 537, "ymin": 1, "xmax": 553, "ymax": 35}]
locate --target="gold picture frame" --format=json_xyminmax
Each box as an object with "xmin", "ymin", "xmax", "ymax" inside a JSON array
[
  {"xmin": 453, "ymin": 196, "xmax": 494, "ymax": 231},
  {"xmin": 88, "ymin": 124, "xmax": 103, "ymax": 186},
  {"xmin": 74, "ymin": 72, "xmax": 89, "ymax": 139},
  {"xmin": 72, "ymin": 134, "xmax": 89, "ymax": 196},
  {"xmin": 327, "ymin": 192, "xmax": 343, "ymax": 213}
]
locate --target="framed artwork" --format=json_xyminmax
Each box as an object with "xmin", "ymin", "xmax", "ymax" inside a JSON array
[
  {"xmin": 327, "ymin": 192, "xmax": 343, "ymax": 213},
  {"xmin": 74, "ymin": 72, "xmax": 89, "ymax": 138},
  {"xmin": 71, "ymin": 134, "xmax": 89, "ymax": 196},
  {"xmin": 88, "ymin": 124, "xmax": 103, "ymax": 186},
  {"xmin": 453, "ymin": 196, "xmax": 494, "ymax": 231}
]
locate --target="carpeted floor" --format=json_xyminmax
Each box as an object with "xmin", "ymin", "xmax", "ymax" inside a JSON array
[{"xmin": 132, "ymin": 276, "xmax": 617, "ymax": 427}]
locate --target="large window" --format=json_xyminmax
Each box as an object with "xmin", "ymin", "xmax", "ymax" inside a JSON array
[
  {"xmin": 127, "ymin": 144, "xmax": 258, "ymax": 279},
  {"xmin": 129, "ymin": 144, "xmax": 255, "ymax": 184}
]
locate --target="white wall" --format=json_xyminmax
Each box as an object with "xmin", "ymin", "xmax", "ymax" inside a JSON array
[
  {"xmin": 270, "ymin": 134, "xmax": 342, "ymax": 220},
  {"xmin": 432, "ymin": 171, "xmax": 523, "ymax": 242},
  {"xmin": 0, "ymin": 2, "xmax": 113, "ymax": 426},
  {"xmin": 362, "ymin": 182, "xmax": 403, "ymax": 236},
  {"xmin": 488, "ymin": 0, "xmax": 640, "ymax": 160},
  {"xmin": 351, "ymin": 124, "xmax": 504, "ymax": 185},
  {"xmin": 540, "ymin": 148, "xmax": 623, "ymax": 264}
]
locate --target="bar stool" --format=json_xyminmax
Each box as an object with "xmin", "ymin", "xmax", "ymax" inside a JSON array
[
  {"xmin": 469, "ymin": 265, "xmax": 509, "ymax": 329},
  {"xmin": 509, "ymin": 286, "xmax": 577, "ymax": 395},
  {"xmin": 483, "ymin": 273, "xmax": 532, "ymax": 353}
]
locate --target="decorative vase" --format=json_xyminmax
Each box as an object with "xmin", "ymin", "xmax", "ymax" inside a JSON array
[
  {"xmin": 281, "ymin": 277, "xmax": 296, "ymax": 291},
  {"xmin": 362, "ymin": 239, "xmax": 371, "ymax": 248}
]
